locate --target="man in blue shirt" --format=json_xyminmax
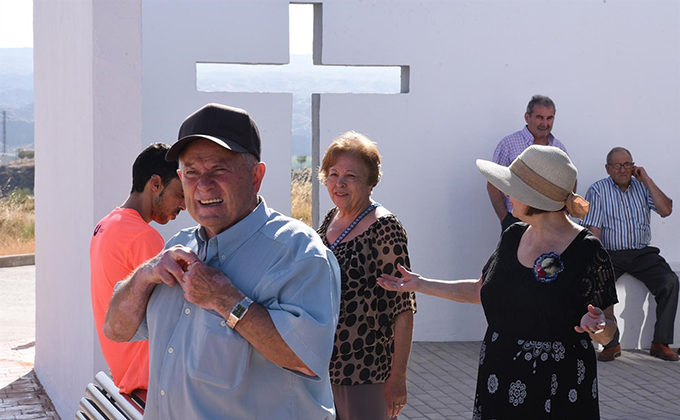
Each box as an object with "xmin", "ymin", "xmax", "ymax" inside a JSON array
[
  {"xmin": 105, "ymin": 103, "xmax": 341, "ymax": 419},
  {"xmin": 582, "ymin": 147, "xmax": 678, "ymax": 362}
]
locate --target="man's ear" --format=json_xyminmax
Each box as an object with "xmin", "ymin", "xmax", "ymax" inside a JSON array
[
  {"xmin": 524, "ymin": 112, "xmax": 530, "ymax": 124},
  {"xmin": 147, "ymin": 174, "xmax": 163, "ymax": 193},
  {"xmin": 253, "ymin": 162, "xmax": 266, "ymax": 193}
]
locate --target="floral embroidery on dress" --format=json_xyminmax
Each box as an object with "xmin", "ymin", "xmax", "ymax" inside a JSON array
[
  {"xmin": 532, "ymin": 252, "xmax": 564, "ymax": 283},
  {"xmin": 514, "ymin": 340, "xmax": 566, "ymax": 373},
  {"xmin": 487, "ymin": 374, "xmax": 499, "ymax": 394},
  {"xmin": 492, "ymin": 332, "xmax": 499, "ymax": 342},
  {"xmin": 545, "ymin": 399, "xmax": 551, "ymax": 413},
  {"xmin": 551, "ymin": 374, "xmax": 558, "ymax": 396},
  {"xmin": 508, "ymin": 380, "xmax": 527, "ymax": 406},
  {"xmin": 577, "ymin": 359, "xmax": 585, "ymax": 384},
  {"xmin": 569, "ymin": 389, "xmax": 578, "ymax": 403},
  {"xmin": 480, "ymin": 341, "xmax": 487, "ymax": 365},
  {"xmin": 581, "ymin": 339, "xmax": 589, "ymax": 349},
  {"xmin": 592, "ymin": 378, "xmax": 598, "ymax": 399}
]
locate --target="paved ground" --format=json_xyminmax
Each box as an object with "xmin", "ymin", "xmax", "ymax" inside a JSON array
[{"xmin": 2, "ymin": 265, "xmax": 680, "ymax": 420}]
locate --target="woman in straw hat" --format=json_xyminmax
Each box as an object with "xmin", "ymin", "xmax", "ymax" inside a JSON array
[{"xmin": 378, "ymin": 145, "xmax": 618, "ymax": 419}]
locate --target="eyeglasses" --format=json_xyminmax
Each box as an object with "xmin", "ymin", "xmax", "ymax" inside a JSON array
[{"xmin": 608, "ymin": 162, "xmax": 634, "ymax": 170}]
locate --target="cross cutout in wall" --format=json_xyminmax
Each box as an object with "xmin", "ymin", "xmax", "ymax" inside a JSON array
[{"xmin": 197, "ymin": 3, "xmax": 409, "ymax": 227}]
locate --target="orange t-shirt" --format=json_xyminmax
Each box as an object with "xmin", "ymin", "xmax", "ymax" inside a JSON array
[{"xmin": 90, "ymin": 207, "xmax": 164, "ymax": 393}]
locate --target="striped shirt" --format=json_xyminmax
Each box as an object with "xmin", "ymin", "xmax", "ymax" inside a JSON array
[
  {"xmin": 492, "ymin": 126, "xmax": 567, "ymax": 212},
  {"xmin": 581, "ymin": 177, "xmax": 660, "ymax": 251}
]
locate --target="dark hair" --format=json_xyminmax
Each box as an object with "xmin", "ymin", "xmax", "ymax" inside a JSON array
[
  {"xmin": 524, "ymin": 206, "xmax": 567, "ymax": 216},
  {"xmin": 318, "ymin": 131, "xmax": 382, "ymax": 188},
  {"xmin": 526, "ymin": 95, "xmax": 556, "ymax": 115},
  {"xmin": 131, "ymin": 143, "xmax": 179, "ymax": 193},
  {"xmin": 606, "ymin": 147, "xmax": 633, "ymax": 164}
]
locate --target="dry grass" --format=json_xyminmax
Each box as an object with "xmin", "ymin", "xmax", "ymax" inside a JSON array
[
  {"xmin": 291, "ymin": 168, "xmax": 312, "ymax": 226},
  {"xmin": 0, "ymin": 189, "xmax": 35, "ymax": 256}
]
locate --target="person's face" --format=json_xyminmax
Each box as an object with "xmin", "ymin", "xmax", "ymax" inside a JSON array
[
  {"xmin": 326, "ymin": 153, "xmax": 373, "ymax": 214},
  {"xmin": 509, "ymin": 196, "xmax": 529, "ymax": 220},
  {"xmin": 151, "ymin": 178, "xmax": 185, "ymax": 224},
  {"xmin": 605, "ymin": 150, "xmax": 634, "ymax": 188},
  {"xmin": 178, "ymin": 140, "xmax": 265, "ymax": 238},
  {"xmin": 524, "ymin": 105, "xmax": 555, "ymax": 138}
]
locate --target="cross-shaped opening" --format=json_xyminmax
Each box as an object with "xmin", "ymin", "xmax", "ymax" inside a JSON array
[{"xmin": 197, "ymin": 3, "xmax": 409, "ymax": 227}]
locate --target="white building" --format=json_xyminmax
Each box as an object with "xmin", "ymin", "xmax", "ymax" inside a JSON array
[{"xmin": 34, "ymin": 0, "xmax": 680, "ymax": 417}]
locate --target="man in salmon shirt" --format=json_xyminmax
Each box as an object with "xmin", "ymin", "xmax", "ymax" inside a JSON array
[{"xmin": 90, "ymin": 142, "xmax": 185, "ymax": 396}]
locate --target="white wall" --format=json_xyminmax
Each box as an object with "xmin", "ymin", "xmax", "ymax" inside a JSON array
[
  {"xmin": 34, "ymin": 0, "xmax": 142, "ymax": 417},
  {"xmin": 34, "ymin": 0, "xmax": 680, "ymax": 417}
]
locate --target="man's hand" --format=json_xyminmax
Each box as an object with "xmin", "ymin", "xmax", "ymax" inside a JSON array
[
  {"xmin": 149, "ymin": 245, "xmax": 200, "ymax": 287},
  {"xmin": 179, "ymin": 262, "xmax": 243, "ymax": 313},
  {"xmin": 632, "ymin": 165, "xmax": 650, "ymax": 183}
]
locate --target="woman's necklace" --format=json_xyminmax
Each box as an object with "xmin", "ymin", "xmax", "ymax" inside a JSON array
[{"xmin": 329, "ymin": 202, "xmax": 381, "ymax": 251}]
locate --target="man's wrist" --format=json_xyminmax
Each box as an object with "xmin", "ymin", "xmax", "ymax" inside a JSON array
[{"xmin": 226, "ymin": 296, "xmax": 253, "ymax": 329}]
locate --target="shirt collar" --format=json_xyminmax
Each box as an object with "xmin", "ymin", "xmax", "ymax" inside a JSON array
[
  {"xmin": 606, "ymin": 176, "xmax": 638, "ymax": 192},
  {"xmin": 194, "ymin": 196, "xmax": 269, "ymax": 265},
  {"xmin": 521, "ymin": 125, "xmax": 555, "ymax": 146}
]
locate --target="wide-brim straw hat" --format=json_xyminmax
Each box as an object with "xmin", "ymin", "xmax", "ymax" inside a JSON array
[{"xmin": 476, "ymin": 145, "xmax": 589, "ymax": 218}]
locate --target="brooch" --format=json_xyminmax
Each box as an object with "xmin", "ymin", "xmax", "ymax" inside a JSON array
[{"xmin": 532, "ymin": 252, "xmax": 564, "ymax": 283}]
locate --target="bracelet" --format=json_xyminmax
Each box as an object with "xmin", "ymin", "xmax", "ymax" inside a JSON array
[{"xmin": 226, "ymin": 296, "xmax": 253, "ymax": 329}]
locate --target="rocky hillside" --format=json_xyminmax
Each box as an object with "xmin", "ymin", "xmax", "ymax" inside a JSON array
[{"xmin": 0, "ymin": 158, "xmax": 34, "ymax": 195}]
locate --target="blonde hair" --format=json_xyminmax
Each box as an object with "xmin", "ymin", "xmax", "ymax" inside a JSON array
[{"xmin": 318, "ymin": 131, "xmax": 382, "ymax": 187}]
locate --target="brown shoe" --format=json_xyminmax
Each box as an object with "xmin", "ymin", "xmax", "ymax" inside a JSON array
[
  {"xmin": 598, "ymin": 344, "xmax": 621, "ymax": 362},
  {"xmin": 650, "ymin": 343, "xmax": 679, "ymax": 361}
]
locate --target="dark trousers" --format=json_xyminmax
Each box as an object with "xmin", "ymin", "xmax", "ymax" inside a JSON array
[
  {"xmin": 501, "ymin": 213, "xmax": 520, "ymax": 234},
  {"xmin": 604, "ymin": 246, "xmax": 679, "ymax": 347}
]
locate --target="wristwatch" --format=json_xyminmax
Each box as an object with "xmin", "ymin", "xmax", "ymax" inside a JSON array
[{"xmin": 226, "ymin": 296, "xmax": 253, "ymax": 329}]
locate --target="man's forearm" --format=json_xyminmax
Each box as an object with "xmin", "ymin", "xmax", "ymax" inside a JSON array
[
  {"xmin": 646, "ymin": 180, "xmax": 673, "ymax": 217},
  {"xmin": 232, "ymin": 303, "xmax": 315, "ymax": 376},
  {"xmin": 104, "ymin": 264, "xmax": 156, "ymax": 342},
  {"xmin": 486, "ymin": 182, "xmax": 508, "ymax": 222}
]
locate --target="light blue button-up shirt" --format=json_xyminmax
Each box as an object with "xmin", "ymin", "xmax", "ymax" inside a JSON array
[{"xmin": 133, "ymin": 198, "xmax": 341, "ymax": 420}]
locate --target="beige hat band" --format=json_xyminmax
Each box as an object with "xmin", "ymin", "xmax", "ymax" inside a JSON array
[{"xmin": 509, "ymin": 158, "xmax": 570, "ymax": 203}]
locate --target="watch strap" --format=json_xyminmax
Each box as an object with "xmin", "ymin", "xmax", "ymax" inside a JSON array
[{"xmin": 226, "ymin": 296, "xmax": 253, "ymax": 329}]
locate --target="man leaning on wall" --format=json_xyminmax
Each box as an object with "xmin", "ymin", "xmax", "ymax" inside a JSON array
[
  {"xmin": 582, "ymin": 146, "xmax": 679, "ymax": 362},
  {"xmin": 487, "ymin": 95, "xmax": 569, "ymax": 232},
  {"xmin": 90, "ymin": 143, "xmax": 185, "ymax": 397}
]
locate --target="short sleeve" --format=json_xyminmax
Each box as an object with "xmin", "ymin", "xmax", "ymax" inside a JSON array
[
  {"xmin": 371, "ymin": 216, "xmax": 417, "ymax": 323},
  {"xmin": 581, "ymin": 246, "xmax": 618, "ymax": 310},
  {"xmin": 581, "ymin": 185, "xmax": 602, "ymax": 228}
]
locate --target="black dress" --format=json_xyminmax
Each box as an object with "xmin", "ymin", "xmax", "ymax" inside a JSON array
[{"xmin": 473, "ymin": 223, "xmax": 618, "ymax": 420}]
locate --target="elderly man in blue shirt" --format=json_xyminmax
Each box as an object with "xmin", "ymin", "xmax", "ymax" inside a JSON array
[
  {"xmin": 105, "ymin": 103, "xmax": 341, "ymax": 419},
  {"xmin": 582, "ymin": 146, "xmax": 678, "ymax": 362}
]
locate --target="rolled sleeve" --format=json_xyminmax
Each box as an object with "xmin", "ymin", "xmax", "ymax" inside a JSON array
[
  {"xmin": 263, "ymin": 252, "xmax": 341, "ymax": 379},
  {"xmin": 582, "ymin": 186, "xmax": 602, "ymax": 228}
]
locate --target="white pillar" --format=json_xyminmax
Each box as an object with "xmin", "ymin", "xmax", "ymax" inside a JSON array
[{"xmin": 33, "ymin": 0, "xmax": 142, "ymax": 417}]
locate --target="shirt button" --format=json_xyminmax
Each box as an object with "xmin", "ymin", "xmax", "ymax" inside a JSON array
[
  {"xmin": 185, "ymin": 308, "xmax": 191, "ymax": 315},
  {"xmin": 220, "ymin": 320, "xmax": 227, "ymax": 327},
  {"xmin": 221, "ymin": 254, "xmax": 226, "ymax": 260},
  {"xmin": 160, "ymin": 390, "xmax": 165, "ymax": 396},
  {"xmin": 168, "ymin": 347, "xmax": 174, "ymax": 354}
]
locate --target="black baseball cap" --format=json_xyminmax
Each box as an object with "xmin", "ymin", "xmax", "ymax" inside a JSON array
[{"xmin": 166, "ymin": 103, "xmax": 261, "ymax": 162}]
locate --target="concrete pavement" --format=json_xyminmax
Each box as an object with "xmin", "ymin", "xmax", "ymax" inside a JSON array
[{"xmin": 2, "ymin": 265, "xmax": 680, "ymax": 420}]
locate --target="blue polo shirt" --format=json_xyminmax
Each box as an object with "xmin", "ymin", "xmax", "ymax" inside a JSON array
[{"xmin": 133, "ymin": 198, "xmax": 341, "ymax": 420}]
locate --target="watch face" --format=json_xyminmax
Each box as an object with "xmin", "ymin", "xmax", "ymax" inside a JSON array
[{"xmin": 233, "ymin": 304, "xmax": 246, "ymax": 318}]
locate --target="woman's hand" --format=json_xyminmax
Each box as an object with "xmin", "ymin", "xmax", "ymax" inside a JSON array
[
  {"xmin": 384, "ymin": 373, "xmax": 407, "ymax": 418},
  {"xmin": 574, "ymin": 304, "xmax": 606, "ymax": 334},
  {"xmin": 378, "ymin": 264, "xmax": 422, "ymax": 292}
]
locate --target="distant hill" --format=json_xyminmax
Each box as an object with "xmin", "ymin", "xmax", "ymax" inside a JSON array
[
  {"xmin": 0, "ymin": 50, "xmax": 399, "ymax": 158},
  {"xmin": 0, "ymin": 48, "xmax": 34, "ymax": 154}
]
